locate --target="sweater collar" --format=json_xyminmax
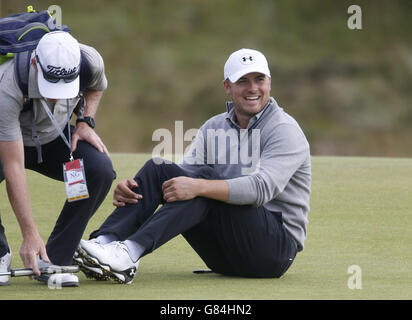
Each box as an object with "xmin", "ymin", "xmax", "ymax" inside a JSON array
[{"xmin": 225, "ymin": 97, "xmax": 276, "ymax": 129}]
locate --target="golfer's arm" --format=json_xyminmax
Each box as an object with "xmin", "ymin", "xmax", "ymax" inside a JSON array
[
  {"xmin": 0, "ymin": 140, "xmax": 38, "ymax": 238},
  {"xmin": 196, "ymin": 179, "xmax": 229, "ymax": 202}
]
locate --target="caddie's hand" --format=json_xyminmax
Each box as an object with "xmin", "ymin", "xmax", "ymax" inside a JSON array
[
  {"xmin": 20, "ymin": 232, "xmax": 50, "ymax": 277},
  {"xmin": 71, "ymin": 122, "xmax": 109, "ymax": 156},
  {"xmin": 162, "ymin": 176, "xmax": 199, "ymax": 202},
  {"xmin": 113, "ymin": 178, "xmax": 143, "ymax": 207}
]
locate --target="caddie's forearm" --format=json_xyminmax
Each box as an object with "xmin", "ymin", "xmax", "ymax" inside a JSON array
[
  {"xmin": 4, "ymin": 166, "xmax": 38, "ymax": 238},
  {"xmin": 82, "ymin": 89, "xmax": 103, "ymax": 117},
  {"xmin": 0, "ymin": 140, "xmax": 38, "ymax": 238},
  {"xmin": 196, "ymin": 179, "xmax": 229, "ymax": 202}
]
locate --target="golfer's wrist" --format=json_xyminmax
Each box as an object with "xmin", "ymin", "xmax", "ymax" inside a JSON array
[
  {"xmin": 197, "ymin": 179, "xmax": 229, "ymax": 202},
  {"xmin": 196, "ymin": 179, "xmax": 208, "ymax": 197}
]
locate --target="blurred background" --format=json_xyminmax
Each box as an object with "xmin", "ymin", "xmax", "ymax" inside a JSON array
[{"xmin": 2, "ymin": 0, "xmax": 412, "ymax": 157}]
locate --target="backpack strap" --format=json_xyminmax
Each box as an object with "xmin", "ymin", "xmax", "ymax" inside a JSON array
[
  {"xmin": 30, "ymin": 107, "xmax": 43, "ymax": 163},
  {"xmin": 14, "ymin": 49, "xmax": 33, "ymax": 110},
  {"xmin": 73, "ymin": 50, "xmax": 92, "ymax": 117},
  {"xmin": 14, "ymin": 49, "xmax": 42, "ymax": 162},
  {"xmin": 79, "ymin": 50, "xmax": 92, "ymax": 93}
]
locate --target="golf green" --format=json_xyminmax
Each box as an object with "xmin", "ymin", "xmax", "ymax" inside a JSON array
[{"xmin": 0, "ymin": 154, "xmax": 411, "ymax": 300}]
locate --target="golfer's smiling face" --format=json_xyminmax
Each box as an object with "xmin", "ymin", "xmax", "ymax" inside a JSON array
[{"xmin": 224, "ymin": 72, "xmax": 271, "ymax": 128}]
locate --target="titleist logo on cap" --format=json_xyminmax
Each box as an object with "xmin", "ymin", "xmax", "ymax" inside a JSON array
[{"xmin": 46, "ymin": 65, "xmax": 78, "ymax": 77}]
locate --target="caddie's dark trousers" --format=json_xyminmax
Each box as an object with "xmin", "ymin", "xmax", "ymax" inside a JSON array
[
  {"xmin": 90, "ymin": 158, "xmax": 297, "ymax": 278},
  {"xmin": 0, "ymin": 126, "xmax": 116, "ymax": 265}
]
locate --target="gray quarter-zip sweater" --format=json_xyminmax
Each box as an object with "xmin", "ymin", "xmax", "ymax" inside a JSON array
[{"xmin": 179, "ymin": 97, "xmax": 311, "ymax": 251}]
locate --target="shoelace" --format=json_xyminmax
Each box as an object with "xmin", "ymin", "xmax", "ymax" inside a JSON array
[{"xmin": 107, "ymin": 242, "xmax": 129, "ymax": 259}]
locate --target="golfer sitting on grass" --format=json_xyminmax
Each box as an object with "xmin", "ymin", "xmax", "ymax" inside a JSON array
[{"xmin": 76, "ymin": 48, "xmax": 311, "ymax": 284}]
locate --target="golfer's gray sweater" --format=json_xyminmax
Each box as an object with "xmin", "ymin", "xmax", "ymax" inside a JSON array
[{"xmin": 180, "ymin": 97, "xmax": 311, "ymax": 251}]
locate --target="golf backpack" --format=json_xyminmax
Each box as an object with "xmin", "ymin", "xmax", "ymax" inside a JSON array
[{"xmin": 0, "ymin": 6, "xmax": 92, "ymax": 108}]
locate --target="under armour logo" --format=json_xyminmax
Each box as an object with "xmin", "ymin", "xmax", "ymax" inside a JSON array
[
  {"xmin": 240, "ymin": 54, "xmax": 255, "ymax": 65},
  {"xmin": 129, "ymin": 268, "xmax": 136, "ymax": 277}
]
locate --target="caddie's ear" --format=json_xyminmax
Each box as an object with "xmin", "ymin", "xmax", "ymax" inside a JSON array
[{"xmin": 31, "ymin": 57, "xmax": 37, "ymax": 70}]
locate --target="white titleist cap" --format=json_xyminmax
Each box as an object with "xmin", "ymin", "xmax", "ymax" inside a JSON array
[
  {"xmin": 224, "ymin": 48, "xmax": 271, "ymax": 83},
  {"xmin": 35, "ymin": 31, "xmax": 81, "ymax": 99}
]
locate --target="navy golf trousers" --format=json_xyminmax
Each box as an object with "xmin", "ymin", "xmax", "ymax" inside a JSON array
[
  {"xmin": 90, "ymin": 158, "xmax": 297, "ymax": 278},
  {"xmin": 0, "ymin": 126, "xmax": 116, "ymax": 265}
]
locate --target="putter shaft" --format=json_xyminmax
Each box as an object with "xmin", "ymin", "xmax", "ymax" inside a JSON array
[{"xmin": 0, "ymin": 265, "xmax": 79, "ymax": 277}]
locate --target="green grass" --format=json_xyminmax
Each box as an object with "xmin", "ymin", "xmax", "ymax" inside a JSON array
[{"xmin": 0, "ymin": 154, "xmax": 411, "ymax": 299}]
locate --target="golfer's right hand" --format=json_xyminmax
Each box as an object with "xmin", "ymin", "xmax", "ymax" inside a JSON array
[
  {"xmin": 20, "ymin": 232, "xmax": 50, "ymax": 277},
  {"xmin": 113, "ymin": 178, "xmax": 143, "ymax": 207}
]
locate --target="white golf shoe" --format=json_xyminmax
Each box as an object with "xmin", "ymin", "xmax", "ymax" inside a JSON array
[
  {"xmin": 0, "ymin": 251, "xmax": 11, "ymax": 286},
  {"xmin": 78, "ymin": 239, "xmax": 139, "ymax": 284},
  {"xmin": 73, "ymin": 243, "xmax": 109, "ymax": 281}
]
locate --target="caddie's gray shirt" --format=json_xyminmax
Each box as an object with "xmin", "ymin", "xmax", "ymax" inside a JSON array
[
  {"xmin": 0, "ymin": 44, "xmax": 107, "ymax": 146},
  {"xmin": 180, "ymin": 97, "xmax": 311, "ymax": 251}
]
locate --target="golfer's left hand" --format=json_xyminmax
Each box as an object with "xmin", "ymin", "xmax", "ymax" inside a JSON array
[
  {"xmin": 71, "ymin": 122, "xmax": 109, "ymax": 156},
  {"xmin": 162, "ymin": 176, "xmax": 199, "ymax": 202}
]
